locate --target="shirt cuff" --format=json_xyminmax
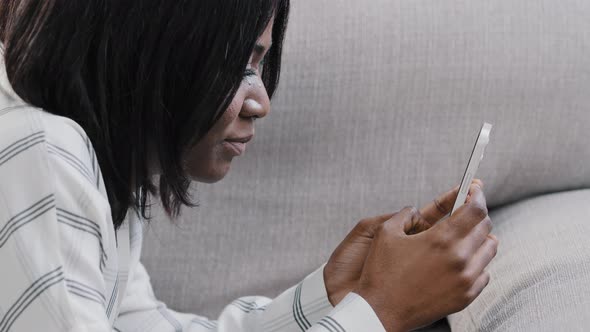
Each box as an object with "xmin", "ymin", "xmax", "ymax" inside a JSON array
[
  {"xmin": 315, "ymin": 292, "xmax": 386, "ymax": 332},
  {"xmin": 297, "ymin": 263, "xmax": 335, "ymax": 324},
  {"xmin": 261, "ymin": 263, "xmax": 334, "ymax": 332}
]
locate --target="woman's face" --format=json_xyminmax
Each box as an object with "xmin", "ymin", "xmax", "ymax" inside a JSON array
[{"xmin": 184, "ymin": 20, "xmax": 274, "ymax": 183}]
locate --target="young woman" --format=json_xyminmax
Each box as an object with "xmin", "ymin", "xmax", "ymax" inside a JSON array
[{"xmin": 0, "ymin": 1, "xmax": 498, "ymax": 331}]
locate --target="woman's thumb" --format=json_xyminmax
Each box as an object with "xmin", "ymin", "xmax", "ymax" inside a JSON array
[{"xmin": 392, "ymin": 206, "xmax": 433, "ymax": 235}]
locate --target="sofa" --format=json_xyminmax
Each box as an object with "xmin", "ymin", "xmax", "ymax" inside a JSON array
[{"xmin": 141, "ymin": 1, "xmax": 590, "ymax": 331}]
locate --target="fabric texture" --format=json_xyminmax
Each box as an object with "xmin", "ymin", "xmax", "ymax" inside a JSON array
[
  {"xmin": 0, "ymin": 91, "xmax": 385, "ymax": 330},
  {"xmin": 0, "ymin": 104, "xmax": 129, "ymax": 331},
  {"xmin": 141, "ymin": 2, "xmax": 590, "ymax": 331},
  {"xmin": 448, "ymin": 189, "xmax": 590, "ymax": 332}
]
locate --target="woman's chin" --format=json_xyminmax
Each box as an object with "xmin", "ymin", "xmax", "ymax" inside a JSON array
[{"xmin": 190, "ymin": 161, "xmax": 231, "ymax": 184}]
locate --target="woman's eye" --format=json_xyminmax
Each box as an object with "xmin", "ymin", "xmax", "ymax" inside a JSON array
[{"xmin": 244, "ymin": 68, "xmax": 257, "ymax": 77}]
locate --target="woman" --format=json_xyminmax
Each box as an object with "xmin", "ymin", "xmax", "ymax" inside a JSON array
[{"xmin": 0, "ymin": 1, "xmax": 498, "ymax": 331}]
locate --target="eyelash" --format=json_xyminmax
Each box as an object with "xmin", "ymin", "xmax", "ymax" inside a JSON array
[
  {"xmin": 243, "ymin": 57, "xmax": 267, "ymax": 77},
  {"xmin": 244, "ymin": 68, "xmax": 257, "ymax": 77}
]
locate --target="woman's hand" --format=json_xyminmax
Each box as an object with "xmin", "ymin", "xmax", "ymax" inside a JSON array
[
  {"xmin": 353, "ymin": 181, "xmax": 497, "ymax": 332},
  {"xmin": 324, "ymin": 180, "xmax": 473, "ymax": 306}
]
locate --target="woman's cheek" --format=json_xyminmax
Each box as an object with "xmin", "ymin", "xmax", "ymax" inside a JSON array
[{"xmin": 218, "ymin": 97, "xmax": 244, "ymax": 130}]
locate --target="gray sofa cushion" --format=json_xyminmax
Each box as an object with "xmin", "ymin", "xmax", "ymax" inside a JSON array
[
  {"xmin": 141, "ymin": 0, "xmax": 590, "ymax": 328},
  {"xmin": 143, "ymin": 189, "xmax": 590, "ymax": 330},
  {"xmin": 449, "ymin": 189, "xmax": 590, "ymax": 331}
]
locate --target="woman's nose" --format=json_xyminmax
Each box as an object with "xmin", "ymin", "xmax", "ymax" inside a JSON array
[
  {"xmin": 240, "ymin": 82, "xmax": 270, "ymax": 120},
  {"xmin": 241, "ymin": 98, "xmax": 268, "ymax": 120}
]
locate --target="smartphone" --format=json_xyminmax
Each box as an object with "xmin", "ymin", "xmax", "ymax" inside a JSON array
[{"xmin": 450, "ymin": 122, "xmax": 493, "ymax": 216}]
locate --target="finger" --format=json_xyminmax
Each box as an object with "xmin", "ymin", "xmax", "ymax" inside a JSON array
[
  {"xmin": 334, "ymin": 213, "xmax": 398, "ymax": 259},
  {"xmin": 458, "ymin": 216, "xmax": 493, "ymax": 256},
  {"xmin": 419, "ymin": 185, "xmax": 460, "ymax": 225},
  {"xmin": 351, "ymin": 213, "xmax": 396, "ymax": 239},
  {"xmin": 396, "ymin": 207, "xmax": 438, "ymax": 235},
  {"xmin": 466, "ymin": 271, "xmax": 491, "ymax": 304},
  {"xmin": 406, "ymin": 212, "xmax": 436, "ymax": 235},
  {"xmin": 420, "ymin": 179, "xmax": 484, "ymax": 225},
  {"xmin": 446, "ymin": 183, "xmax": 489, "ymax": 236},
  {"xmin": 465, "ymin": 179, "xmax": 485, "ymax": 204},
  {"xmin": 383, "ymin": 206, "xmax": 419, "ymax": 235},
  {"xmin": 464, "ymin": 235, "xmax": 498, "ymax": 278},
  {"xmin": 472, "ymin": 178, "xmax": 484, "ymax": 189}
]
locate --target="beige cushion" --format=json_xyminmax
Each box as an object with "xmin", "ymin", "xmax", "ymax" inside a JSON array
[{"xmin": 449, "ymin": 189, "xmax": 590, "ymax": 331}]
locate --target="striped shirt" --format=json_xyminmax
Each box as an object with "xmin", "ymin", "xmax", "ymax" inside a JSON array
[{"xmin": 0, "ymin": 58, "xmax": 385, "ymax": 332}]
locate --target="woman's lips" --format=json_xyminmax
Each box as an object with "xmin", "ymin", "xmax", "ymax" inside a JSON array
[
  {"xmin": 223, "ymin": 134, "xmax": 253, "ymax": 156},
  {"xmin": 222, "ymin": 141, "xmax": 246, "ymax": 155},
  {"xmin": 225, "ymin": 134, "xmax": 254, "ymax": 143}
]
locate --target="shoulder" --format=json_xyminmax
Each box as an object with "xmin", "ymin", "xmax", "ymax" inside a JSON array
[
  {"xmin": 0, "ymin": 106, "xmax": 93, "ymax": 158},
  {"xmin": 0, "ymin": 105, "xmax": 87, "ymax": 144},
  {"xmin": 0, "ymin": 107, "xmax": 105, "ymax": 200},
  {"xmin": 0, "ymin": 106, "xmax": 113, "ymax": 249}
]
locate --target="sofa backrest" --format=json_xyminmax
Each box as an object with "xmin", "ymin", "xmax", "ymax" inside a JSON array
[{"xmin": 142, "ymin": 0, "xmax": 590, "ymax": 316}]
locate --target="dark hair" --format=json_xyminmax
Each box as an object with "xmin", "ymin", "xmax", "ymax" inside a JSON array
[{"xmin": 0, "ymin": 0, "xmax": 290, "ymax": 229}]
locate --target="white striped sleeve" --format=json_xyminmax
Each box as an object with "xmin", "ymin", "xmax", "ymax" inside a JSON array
[
  {"xmin": 0, "ymin": 114, "xmax": 115, "ymax": 331},
  {"xmin": 115, "ymin": 260, "xmax": 386, "ymax": 332},
  {"xmin": 308, "ymin": 293, "xmax": 385, "ymax": 332}
]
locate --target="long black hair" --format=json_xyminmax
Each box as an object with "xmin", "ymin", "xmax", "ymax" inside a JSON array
[{"xmin": 0, "ymin": 0, "xmax": 290, "ymax": 229}]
